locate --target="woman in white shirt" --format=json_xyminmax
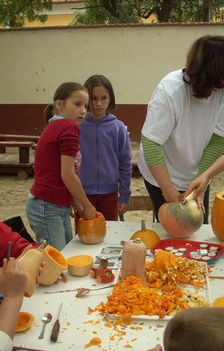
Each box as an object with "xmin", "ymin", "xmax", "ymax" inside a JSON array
[{"xmin": 138, "ymin": 35, "xmax": 224, "ymax": 223}]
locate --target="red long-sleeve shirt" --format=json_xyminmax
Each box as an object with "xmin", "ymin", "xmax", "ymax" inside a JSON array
[
  {"xmin": 31, "ymin": 119, "xmax": 80, "ymax": 207},
  {"xmin": 0, "ymin": 222, "xmax": 39, "ymax": 266}
]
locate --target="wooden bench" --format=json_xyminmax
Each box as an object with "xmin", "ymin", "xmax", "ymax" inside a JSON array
[
  {"xmin": 0, "ymin": 134, "xmax": 39, "ymax": 153},
  {"xmin": 119, "ymin": 195, "xmax": 155, "ymax": 221},
  {"xmin": 0, "ymin": 140, "xmax": 35, "ymax": 178}
]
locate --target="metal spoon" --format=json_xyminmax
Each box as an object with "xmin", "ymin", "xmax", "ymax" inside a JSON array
[
  {"xmin": 38, "ymin": 313, "xmax": 52, "ymax": 339},
  {"xmin": 76, "ymin": 284, "xmax": 115, "ymax": 298}
]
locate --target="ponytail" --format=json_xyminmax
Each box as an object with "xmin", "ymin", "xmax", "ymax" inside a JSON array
[{"xmin": 44, "ymin": 103, "xmax": 54, "ymax": 123}]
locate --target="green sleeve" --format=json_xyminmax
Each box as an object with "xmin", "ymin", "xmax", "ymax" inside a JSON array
[
  {"xmin": 197, "ymin": 133, "xmax": 224, "ymax": 176},
  {"xmin": 141, "ymin": 134, "xmax": 165, "ymax": 167}
]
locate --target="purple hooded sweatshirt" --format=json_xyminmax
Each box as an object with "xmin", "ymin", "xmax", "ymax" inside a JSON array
[{"xmin": 78, "ymin": 113, "xmax": 132, "ymax": 204}]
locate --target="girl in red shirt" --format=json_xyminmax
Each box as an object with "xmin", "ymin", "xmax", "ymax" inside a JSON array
[{"xmin": 26, "ymin": 82, "xmax": 96, "ymax": 250}]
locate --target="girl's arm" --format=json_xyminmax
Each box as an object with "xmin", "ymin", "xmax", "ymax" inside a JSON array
[
  {"xmin": 117, "ymin": 124, "xmax": 132, "ymax": 214},
  {"xmin": 185, "ymin": 155, "xmax": 224, "ymax": 197},
  {"xmin": 142, "ymin": 135, "xmax": 181, "ymax": 202},
  {"xmin": 61, "ymin": 155, "xmax": 96, "ymax": 219}
]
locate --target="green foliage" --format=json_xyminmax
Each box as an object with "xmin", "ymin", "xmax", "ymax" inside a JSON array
[
  {"xmin": 72, "ymin": 0, "xmax": 224, "ymax": 24},
  {"xmin": 73, "ymin": 0, "xmax": 139, "ymax": 25},
  {"xmin": 0, "ymin": 0, "xmax": 52, "ymax": 27}
]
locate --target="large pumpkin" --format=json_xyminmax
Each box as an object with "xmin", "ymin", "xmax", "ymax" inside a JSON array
[
  {"xmin": 77, "ymin": 212, "xmax": 106, "ymax": 244},
  {"xmin": 131, "ymin": 220, "xmax": 160, "ymax": 249},
  {"xmin": 211, "ymin": 190, "xmax": 224, "ymax": 241},
  {"xmin": 158, "ymin": 193, "xmax": 203, "ymax": 238}
]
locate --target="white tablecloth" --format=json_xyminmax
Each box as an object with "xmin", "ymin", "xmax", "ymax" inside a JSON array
[{"xmin": 13, "ymin": 221, "xmax": 224, "ymax": 351}]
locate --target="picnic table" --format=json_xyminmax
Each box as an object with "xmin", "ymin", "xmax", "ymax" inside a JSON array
[
  {"xmin": 0, "ymin": 134, "xmax": 39, "ymax": 178},
  {"xmin": 13, "ymin": 221, "xmax": 224, "ymax": 351}
]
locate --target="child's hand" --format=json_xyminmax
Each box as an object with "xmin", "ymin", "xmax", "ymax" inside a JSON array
[
  {"xmin": 147, "ymin": 344, "xmax": 163, "ymax": 351},
  {"xmin": 2, "ymin": 258, "xmax": 27, "ymax": 298},
  {"xmin": 81, "ymin": 205, "xmax": 97, "ymax": 219},
  {"xmin": 117, "ymin": 202, "xmax": 128, "ymax": 215}
]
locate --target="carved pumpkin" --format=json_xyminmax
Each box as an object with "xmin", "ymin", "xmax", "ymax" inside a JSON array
[
  {"xmin": 16, "ymin": 312, "xmax": 34, "ymax": 332},
  {"xmin": 131, "ymin": 220, "xmax": 160, "ymax": 248},
  {"xmin": 211, "ymin": 190, "xmax": 224, "ymax": 241},
  {"xmin": 77, "ymin": 212, "xmax": 106, "ymax": 244},
  {"xmin": 67, "ymin": 255, "xmax": 93, "ymax": 276},
  {"xmin": 39, "ymin": 245, "xmax": 68, "ymax": 286},
  {"xmin": 158, "ymin": 192, "xmax": 203, "ymax": 238},
  {"xmin": 17, "ymin": 248, "xmax": 43, "ymax": 297}
]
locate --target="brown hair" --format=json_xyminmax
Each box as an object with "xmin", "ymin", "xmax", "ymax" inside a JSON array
[
  {"xmin": 44, "ymin": 82, "xmax": 87, "ymax": 122},
  {"xmin": 185, "ymin": 35, "xmax": 224, "ymax": 99},
  {"xmin": 164, "ymin": 307, "xmax": 224, "ymax": 351},
  {"xmin": 84, "ymin": 74, "xmax": 116, "ymax": 112}
]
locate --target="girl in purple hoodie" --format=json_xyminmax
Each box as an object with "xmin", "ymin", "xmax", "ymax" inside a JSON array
[{"xmin": 78, "ymin": 75, "xmax": 132, "ymax": 220}]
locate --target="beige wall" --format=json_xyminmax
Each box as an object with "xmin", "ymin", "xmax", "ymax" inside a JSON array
[{"xmin": 0, "ymin": 24, "xmax": 223, "ymax": 104}]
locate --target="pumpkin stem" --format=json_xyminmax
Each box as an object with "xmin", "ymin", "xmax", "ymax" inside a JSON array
[
  {"xmin": 182, "ymin": 190, "xmax": 195, "ymax": 203},
  {"xmin": 141, "ymin": 219, "xmax": 146, "ymax": 231},
  {"xmin": 37, "ymin": 240, "xmax": 46, "ymax": 252}
]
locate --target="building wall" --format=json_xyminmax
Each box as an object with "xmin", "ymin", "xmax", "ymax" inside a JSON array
[
  {"xmin": 0, "ymin": 23, "xmax": 223, "ymax": 140},
  {"xmin": 24, "ymin": 14, "xmax": 75, "ymax": 27}
]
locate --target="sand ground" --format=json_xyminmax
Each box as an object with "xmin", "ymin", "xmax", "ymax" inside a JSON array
[{"xmin": 0, "ymin": 145, "xmax": 223, "ymax": 237}]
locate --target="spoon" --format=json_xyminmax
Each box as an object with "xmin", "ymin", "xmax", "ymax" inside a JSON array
[
  {"xmin": 38, "ymin": 313, "xmax": 52, "ymax": 339},
  {"xmin": 76, "ymin": 284, "xmax": 115, "ymax": 298}
]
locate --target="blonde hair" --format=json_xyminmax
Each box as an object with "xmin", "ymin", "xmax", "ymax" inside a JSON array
[{"xmin": 164, "ymin": 307, "xmax": 224, "ymax": 351}]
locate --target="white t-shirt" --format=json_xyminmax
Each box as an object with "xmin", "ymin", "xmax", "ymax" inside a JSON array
[
  {"xmin": 0, "ymin": 330, "xmax": 12, "ymax": 351},
  {"xmin": 138, "ymin": 69, "xmax": 224, "ymax": 191}
]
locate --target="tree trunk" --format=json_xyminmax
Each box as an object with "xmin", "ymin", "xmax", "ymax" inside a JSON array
[
  {"xmin": 203, "ymin": 0, "xmax": 210, "ymax": 21},
  {"xmin": 157, "ymin": 0, "xmax": 173, "ymax": 22}
]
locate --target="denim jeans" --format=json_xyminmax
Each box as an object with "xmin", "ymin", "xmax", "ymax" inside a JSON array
[
  {"xmin": 144, "ymin": 179, "xmax": 210, "ymax": 224},
  {"xmin": 26, "ymin": 198, "xmax": 73, "ymax": 250}
]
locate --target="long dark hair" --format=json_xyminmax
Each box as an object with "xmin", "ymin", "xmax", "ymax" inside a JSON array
[
  {"xmin": 44, "ymin": 82, "xmax": 87, "ymax": 122},
  {"xmin": 84, "ymin": 74, "xmax": 116, "ymax": 112},
  {"xmin": 185, "ymin": 35, "xmax": 224, "ymax": 99}
]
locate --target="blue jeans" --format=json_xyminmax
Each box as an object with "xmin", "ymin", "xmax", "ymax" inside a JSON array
[{"xmin": 26, "ymin": 198, "xmax": 73, "ymax": 250}]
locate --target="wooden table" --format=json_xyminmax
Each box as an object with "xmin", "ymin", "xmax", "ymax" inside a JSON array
[{"xmin": 13, "ymin": 222, "xmax": 224, "ymax": 351}]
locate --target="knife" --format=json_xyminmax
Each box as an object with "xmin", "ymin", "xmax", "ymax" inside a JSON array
[{"xmin": 50, "ymin": 302, "xmax": 63, "ymax": 342}]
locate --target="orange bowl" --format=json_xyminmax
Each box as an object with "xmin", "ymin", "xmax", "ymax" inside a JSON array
[{"xmin": 16, "ymin": 312, "xmax": 34, "ymax": 332}]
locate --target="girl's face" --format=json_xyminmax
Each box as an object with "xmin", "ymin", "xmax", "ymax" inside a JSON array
[
  {"xmin": 90, "ymin": 85, "xmax": 110, "ymax": 120},
  {"xmin": 56, "ymin": 90, "xmax": 89, "ymax": 125}
]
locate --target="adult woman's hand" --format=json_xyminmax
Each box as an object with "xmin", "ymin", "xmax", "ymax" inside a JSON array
[{"xmin": 162, "ymin": 186, "xmax": 182, "ymax": 203}]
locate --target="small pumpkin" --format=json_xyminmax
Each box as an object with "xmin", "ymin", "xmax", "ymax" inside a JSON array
[
  {"xmin": 211, "ymin": 190, "xmax": 224, "ymax": 241},
  {"xmin": 77, "ymin": 212, "xmax": 106, "ymax": 244},
  {"xmin": 17, "ymin": 248, "xmax": 43, "ymax": 297},
  {"xmin": 212, "ymin": 297, "xmax": 224, "ymax": 307},
  {"xmin": 158, "ymin": 192, "xmax": 204, "ymax": 238},
  {"xmin": 39, "ymin": 245, "xmax": 68, "ymax": 286},
  {"xmin": 16, "ymin": 312, "xmax": 34, "ymax": 332},
  {"xmin": 131, "ymin": 220, "xmax": 160, "ymax": 248},
  {"xmin": 67, "ymin": 255, "xmax": 93, "ymax": 276}
]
